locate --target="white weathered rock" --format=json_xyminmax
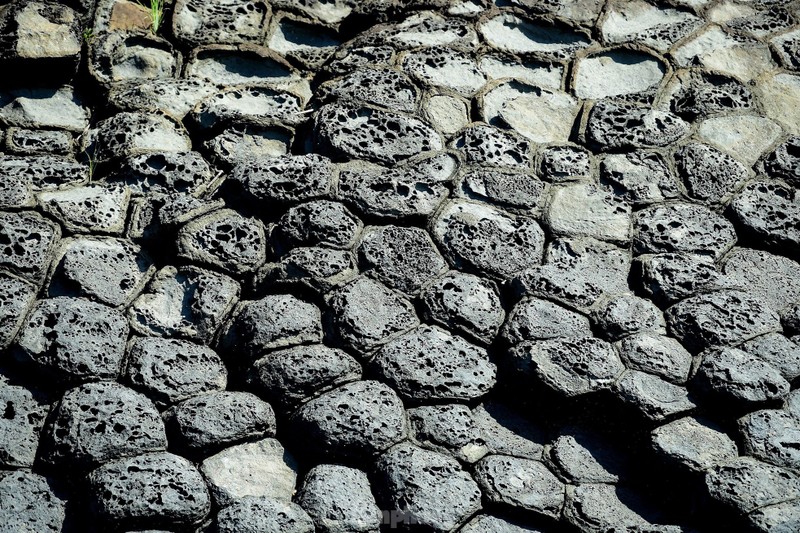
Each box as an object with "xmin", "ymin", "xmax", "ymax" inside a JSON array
[
  {"xmin": 574, "ymin": 50, "xmax": 665, "ymax": 100},
  {"xmin": 696, "ymin": 115, "xmax": 783, "ymax": 166}
]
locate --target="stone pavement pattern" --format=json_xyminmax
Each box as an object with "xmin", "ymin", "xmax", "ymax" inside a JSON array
[{"xmin": 0, "ymin": 0, "xmax": 799, "ymax": 531}]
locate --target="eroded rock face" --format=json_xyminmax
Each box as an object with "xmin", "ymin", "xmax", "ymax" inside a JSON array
[{"xmin": 3, "ymin": 2, "xmax": 799, "ymax": 532}]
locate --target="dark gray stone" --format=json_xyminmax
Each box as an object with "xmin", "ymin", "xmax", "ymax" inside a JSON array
[
  {"xmin": 0, "ymin": 271, "xmax": 37, "ymax": 350},
  {"xmin": 502, "ymin": 297, "xmax": 591, "ymax": 344},
  {"xmin": 600, "ymin": 150, "xmax": 679, "ymax": 206},
  {"xmin": 0, "ymin": 174, "xmax": 34, "ymax": 209},
  {"xmin": 372, "ymin": 324, "xmax": 496, "ymax": 402},
  {"xmin": 205, "ymin": 124, "xmax": 293, "ymax": 166},
  {"xmin": 783, "ymin": 304, "xmax": 800, "ymax": 336},
  {"xmin": 473, "ymin": 455, "xmax": 564, "ymax": 518},
  {"xmin": 764, "ymin": 136, "xmax": 800, "ymax": 187},
  {"xmin": 129, "ymin": 265, "xmax": 240, "ymax": 342},
  {"xmin": 177, "ymin": 209, "xmax": 268, "ymax": 275},
  {"xmin": 268, "ymin": 15, "xmax": 341, "ymax": 68},
  {"xmin": 419, "ymin": 270, "xmax": 505, "ymax": 345},
  {"xmin": 83, "ymin": 112, "xmax": 191, "ymax": 162},
  {"xmin": 256, "ymin": 247, "xmax": 358, "ymax": 293},
  {"xmin": 705, "ymin": 457, "xmax": 800, "ymax": 514},
  {"xmin": 231, "ymin": 154, "xmax": 333, "ymax": 204},
  {"xmin": 200, "ymin": 438, "xmax": 297, "ymax": 507},
  {"xmin": 190, "ymin": 86, "xmax": 304, "ymax": 130},
  {"xmin": 407, "ymin": 404, "xmax": 488, "ymax": 463},
  {"xmin": 374, "ymin": 443, "xmax": 482, "ymax": 532},
  {"xmin": 221, "ymin": 294, "xmax": 322, "ymax": 361},
  {"xmin": 727, "ymin": 7, "xmax": 794, "ymax": 38},
  {"xmin": 0, "ymin": 154, "xmax": 87, "ymax": 191},
  {"xmin": 731, "ymin": 180, "xmax": 800, "ymax": 252},
  {"xmin": 472, "ymin": 402, "xmax": 547, "ymax": 460},
  {"xmin": 295, "ymin": 464, "xmax": 382, "ymax": 533},
  {"xmin": 336, "ymin": 152, "xmax": 457, "ymax": 220},
  {"xmin": 547, "ymin": 429, "xmax": 623, "ymax": 483},
  {"xmin": 325, "ymin": 276, "xmax": 419, "ymax": 355},
  {"xmin": 613, "ymin": 370, "xmax": 696, "ymax": 422},
  {"xmin": 164, "ymin": 391, "xmax": 275, "ymax": 456},
  {"xmin": 126, "ymin": 337, "xmax": 227, "ymax": 406},
  {"xmin": 430, "ymin": 200, "xmax": 545, "ymax": 280},
  {"xmin": 617, "ymin": 332, "xmax": 693, "ymax": 384},
  {"xmin": 40, "ymin": 381, "xmax": 166, "ymax": 470},
  {"xmin": 291, "ymin": 380, "xmax": 407, "ymax": 460},
  {"xmin": 184, "ymin": 44, "xmax": 298, "ymax": 87},
  {"xmin": 314, "ymin": 104, "xmax": 442, "ymax": 164},
  {"xmin": 88, "ymin": 33, "xmax": 180, "ymax": 88},
  {"xmin": 173, "ymin": 0, "xmax": 269, "ymax": 45},
  {"xmin": 216, "ymin": 496, "xmax": 314, "ymax": 533},
  {"xmin": 651, "ymin": 416, "xmax": 738, "ymax": 472},
  {"xmin": 592, "ymin": 294, "xmax": 666, "ymax": 341},
  {"xmin": 457, "ymin": 166, "xmax": 548, "ymax": 213},
  {"xmin": 15, "ymin": 297, "xmax": 129, "ymax": 382},
  {"xmin": 586, "ymin": 100, "xmax": 689, "ymax": 150},
  {"xmin": 107, "ymin": 79, "xmax": 218, "ymax": 121},
  {"xmin": 358, "ymin": 225, "xmax": 447, "ymax": 296},
  {"xmin": 509, "ymin": 336, "xmax": 625, "ymax": 397},
  {"xmin": 88, "ymin": 451, "xmax": 211, "ymax": 528},
  {"xmin": 739, "ymin": 408, "xmax": 800, "ymax": 470},
  {"xmin": 0, "ymin": 471, "xmax": 66, "ymax": 533},
  {"xmin": 5, "ymin": 127, "xmax": 73, "ymax": 155},
  {"xmin": 38, "ymin": 184, "xmax": 130, "ymax": 234},
  {"xmin": 539, "ymin": 145, "xmax": 592, "ymax": 182},
  {"xmin": 0, "ymin": 383, "xmax": 48, "ymax": 468},
  {"xmin": 671, "ymin": 71, "xmax": 753, "ymax": 119},
  {"xmin": 0, "ymin": 210, "xmax": 61, "ymax": 283},
  {"xmin": 563, "ymin": 483, "xmax": 671, "ymax": 532},
  {"xmin": 741, "ymin": 333, "xmax": 800, "ymax": 382},
  {"xmin": 666, "ymin": 290, "xmax": 781, "ymax": 352},
  {"xmin": 318, "ymin": 67, "xmax": 419, "ymax": 113},
  {"xmin": 450, "ymin": 124, "xmax": 532, "ymax": 167},
  {"xmin": 460, "ymin": 515, "xmax": 544, "ymax": 533},
  {"xmin": 749, "ymin": 500, "xmax": 800, "ymax": 533},
  {"xmin": 513, "ymin": 237, "xmax": 631, "ymax": 312},
  {"xmin": 675, "ymin": 143, "xmax": 750, "ymax": 204},
  {"xmin": 48, "ymin": 237, "xmax": 154, "ymax": 307},
  {"xmin": 633, "ymin": 202, "xmax": 737, "ymax": 260},
  {"xmin": 722, "ymin": 247, "xmax": 800, "ymax": 313},
  {"xmin": 275, "ymin": 200, "xmax": 361, "ymax": 250},
  {"xmin": 636, "ymin": 252, "xmax": 727, "ymax": 306},
  {"xmin": 105, "ymin": 152, "xmax": 217, "ymax": 197},
  {"xmin": 696, "ymin": 346, "xmax": 789, "ymax": 403},
  {"xmin": 248, "ymin": 344, "xmax": 362, "ymax": 412}
]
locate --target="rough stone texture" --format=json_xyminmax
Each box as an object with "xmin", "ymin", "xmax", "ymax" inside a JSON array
[
  {"xmin": 503, "ymin": 297, "xmax": 591, "ymax": 345},
  {"xmin": 431, "ymin": 200, "xmax": 545, "ymax": 280},
  {"xmin": 548, "ymin": 430, "xmax": 623, "ymax": 484},
  {"xmin": 129, "ymin": 265, "xmax": 240, "ymax": 343},
  {"xmin": 593, "ymin": 294, "xmax": 666, "ymax": 341},
  {"xmin": 705, "ymin": 457, "xmax": 800, "ymax": 514},
  {"xmin": 420, "ymin": 270, "xmax": 504, "ymax": 345},
  {"xmin": 510, "ymin": 337, "xmax": 625, "ymax": 397},
  {"xmin": 84, "ymin": 112, "xmax": 191, "ymax": 162},
  {"xmin": 172, "ymin": 0, "xmax": 270, "ymax": 46},
  {"xmin": 216, "ymin": 497, "xmax": 314, "ymax": 533},
  {"xmin": 231, "ymin": 154, "xmax": 333, "ymax": 205},
  {"xmin": 200, "ymin": 438, "xmax": 297, "ymax": 507},
  {"xmin": 764, "ymin": 136, "xmax": 800, "ymax": 187},
  {"xmin": 675, "ymin": 143, "xmax": 750, "ymax": 204},
  {"xmin": 563, "ymin": 483, "xmax": 668, "ymax": 532},
  {"xmin": 39, "ymin": 184, "xmax": 129, "ymax": 234},
  {"xmin": 473, "ymin": 455, "xmax": 565, "ymax": 518},
  {"xmin": 586, "ymin": 100, "xmax": 689, "ymax": 150},
  {"xmin": 177, "ymin": 209, "xmax": 268, "ymax": 275},
  {"xmin": 451, "ymin": 124, "xmax": 532, "ymax": 167},
  {"xmin": 164, "ymin": 391, "xmax": 275, "ymax": 456},
  {"xmin": 295, "ymin": 465, "xmax": 382, "ymax": 533},
  {"xmin": 666, "ymin": 290, "xmax": 781, "ymax": 352},
  {"xmin": 291, "ymin": 381, "xmax": 407, "ymax": 460},
  {"xmin": 372, "ymin": 324, "xmax": 496, "ymax": 402},
  {"xmin": 730, "ymin": 180, "xmax": 800, "ymax": 252},
  {"xmin": 457, "ymin": 166, "xmax": 548, "ymax": 213},
  {"xmin": 407, "ymin": 404, "xmax": 488, "ymax": 463},
  {"xmin": 314, "ymin": 104, "xmax": 442, "ymax": 164},
  {"xmin": 0, "ymin": 471, "xmax": 66, "ymax": 533},
  {"xmin": 651, "ymin": 416, "xmax": 738, "ymax": 472},
  {"xmin": 0, "ymin": 210, "xmax": 61, "ymax": 283},
  {"xmin": 617, "ymin": 332, "xmax": 693, "ymax": 384},
  {"xmin": 14, "ymin": 297, "xmax": 129, "ymax": 382},
  {"xmin": 574, "ymin": 50, "xmax": 665, "ymax": 100},
  {"xmin": 48, "ymin": 237, "xmax": 154, "ymax": 307},
  {"xmin": 337, "ymin": 152, "xmax": 457, "ymax": 220},
  {"xmin": 600, "ymin": 151, "xmax": 679, "ymax": 206},
  {"xmin": 248, "ymin": 344, "xmax": 362, "ymax": 412},
  {"xmin": 545, "ymin": 182, "xmax": 631, "ymax": 243},
  {"xmin": 221, "ymin": 294, "xmax": 322, "ymax": 361},
  {"xmin": 0, "ymin": 271, "xmax": 37, "ymax": 351},
  {"xmin": 721, "ymin": 247, "xmax": 800, "ymax": 314},
  {"xmin": 613, "ymin": 370, "xmax": 696, "ymax": 421},
  {"xmin": 739, "ymin": 408, "xmax": 800, "ymax": 470},
  {"xmin": 40, "ymin": 381, "xmax": 166, "ymax": 470},
  {"xmin": 126, "ymin": 337, "xmax": 227, "ymax": 406},
  {"xmin": 633, "ymin": 202, "xmax": 737, "ymax": 260},
  {"xmin": 696, "ymin": 346, "xmax": 789, "ymax": 403},
  {"xmin": 357, "ymin": 225, "xmax": 448, "ymax": 296},
  {"xmin": 275, "ymin": 200, "xmax": 361, "ymax": 251},
  {"xmin": 325, "ymin": 276, "xmax": 419, "ymax": 355},
  {"xmin": 637, "ymin": 252, "xmax": 727, "ymax": 306},
  {"xmin": 374, "ymin": 443, "xmax": 482, "ymax": 532},
  {"xmin": 105, "ymin": 151, "xmax": 217, "ymax": 197},
  {"xmin": 0, "ymin": 383, "xmax": 48, "ymax": 468},
  {"xmin": 88, "ymin": 451, "xmax": 211, "ymax": 528}
]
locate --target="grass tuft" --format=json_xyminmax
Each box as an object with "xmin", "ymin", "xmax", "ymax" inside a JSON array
[{"xmin": 139, "ymin": 0, "xmax": 164, "ymax": 35}]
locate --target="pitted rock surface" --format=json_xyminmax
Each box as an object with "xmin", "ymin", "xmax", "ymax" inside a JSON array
[{"xmin": 1, "ymin": 1, "xmax": 800, "ymax": 532}]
